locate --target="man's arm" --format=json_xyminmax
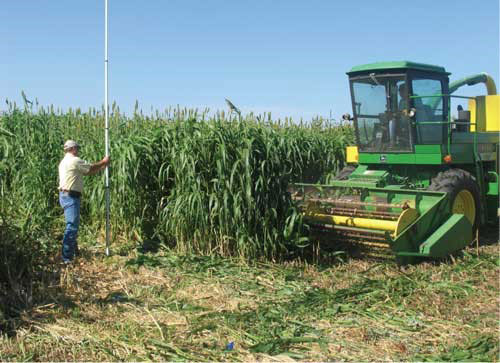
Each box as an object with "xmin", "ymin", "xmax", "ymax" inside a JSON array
[{"xmin": 86, "ymin": 156, "xmax": 110, "ymax": 175}]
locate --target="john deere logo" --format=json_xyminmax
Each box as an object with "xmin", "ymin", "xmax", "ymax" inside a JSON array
[{"xmin": 380, "ymin": 155, "xmax": 387, "ymax": 162}]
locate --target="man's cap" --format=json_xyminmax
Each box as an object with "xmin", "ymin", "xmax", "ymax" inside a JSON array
[{"xmin": 63, "ymin": 140, "xmax": 79, "ymax": 150}]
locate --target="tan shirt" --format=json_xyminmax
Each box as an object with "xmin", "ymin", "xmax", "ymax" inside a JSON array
[{"xmin": 58, "ymin": 153, "xmax": 92, "ymax": 193}]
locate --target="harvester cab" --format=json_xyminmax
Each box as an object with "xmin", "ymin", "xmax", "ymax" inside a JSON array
[{"xmin": 291, "ymin": 61, "xmax": 499, "ymax": 264}]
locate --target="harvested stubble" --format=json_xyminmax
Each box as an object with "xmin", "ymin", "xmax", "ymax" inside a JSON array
[
  {"xmin": 0, "ymin": 104, "xmax": 353, "ymax": 260},
  {"xmin": 0, "ymin": 243, "xmax": 497, "ymax": 361}
]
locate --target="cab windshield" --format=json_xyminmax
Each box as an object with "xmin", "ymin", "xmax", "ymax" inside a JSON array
[{"xmin": 351, "ymin": 75, "xmax": 412, "ymax": 152}]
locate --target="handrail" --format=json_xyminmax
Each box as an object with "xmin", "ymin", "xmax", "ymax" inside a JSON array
[
  {"xmin": 414, "ymin": 121, "xmax": 476, "ymax": 125},
  {"xmin": 487, "ymin": 171, "xmax": 498, "ymax": 182},
  {"xmin": 410, "ymin": 94, "xmax": 476, "ymax": 100}
]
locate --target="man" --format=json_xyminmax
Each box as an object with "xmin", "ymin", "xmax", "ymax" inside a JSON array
[
  {"xmin": 398, "ymin": 82, "xmax": 409, "ymax": 113},
  {"xmin": 399, "ymin": 82, "xmax": 430, "ymax": 119},
  {"xmin": 381, "ymin": 82, "xmax": 410, "ymax": 148},
  {"xmin": 58, "ymin": 140, "xmax": 110, "ymax": 264}
]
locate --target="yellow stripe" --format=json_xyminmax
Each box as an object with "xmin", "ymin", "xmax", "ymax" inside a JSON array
[
  {"xmin": 305, "ymin": 213, "xmax": 397, "ymax": 231},
  {"xmin": 305, "ymin": 208, "xmax": 419, "ymax": 236}
]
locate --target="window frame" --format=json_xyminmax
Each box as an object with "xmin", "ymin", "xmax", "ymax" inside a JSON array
[
  {"xmin": 349, "ymin": 72, "xmax": 415, "ymax": 153},
  {"xmin": 407, "ymin": 70, "xmax": 449, "ymax": 145}
]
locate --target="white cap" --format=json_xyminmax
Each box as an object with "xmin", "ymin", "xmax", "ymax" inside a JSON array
[{"xmin": 63, "ymin": 140, "xmax": 79, "ymax": 150}]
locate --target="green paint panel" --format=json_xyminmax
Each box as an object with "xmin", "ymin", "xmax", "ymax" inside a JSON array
[
  {"xmin": 415, "ymin": 154, "xmax": 442, "ymax": 164},
  {"xmin": 451, "ymin": 131, "xmax": 500, "ymax": 144},
  {"xmin": 359, "ymin": 153, "xmax": 416, "ymax": 164},
  {"xmin": 392, "ymin": 190, "xmax": 451, "ymax": 264},
  {"xmin": 486, "ymin": 194, "xmax": 499, "ymax": 223},
  {"xmin": 350, "ymin": 164, "xmax": 369, "ymax": 175},
  {"xmin": 341, "ymin": 165, "xmax": 389, "ymax": 187},
  {"xmin": 449, "ymin": 144, "xmax": 475, "ymax": 164},
  {"xmin": 418, "ymin": 214, "xmax": 472, "ymax": 257},
  {"xmin": 414, "ymin": 145, "xmax": 442, "ymax": 154},
  {"xmin": 487, "ymin": 182, "xmax": 498, "ymax": 196},
  {"xmin": 348, "ymin": 61, "xmax": 448, "ymax": 75},
  {"xmin": 327, "ymin": 180, "xmax": 379, "ymax": 188},
  {"xmin": 351, "ymin": 167, "xmax": 387, "ymax": 179}
]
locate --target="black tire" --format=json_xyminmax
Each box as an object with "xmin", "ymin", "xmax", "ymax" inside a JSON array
[
  {"xmin": 428, "ymin": 168, "xmax": 481, "ymax": 231},
  {"xmin": 335, "ymin": 165, "xmax": 356, "ymax": 180}
]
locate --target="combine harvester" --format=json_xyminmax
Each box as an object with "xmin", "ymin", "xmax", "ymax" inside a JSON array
[{"xmin": 291, "ymin": 61, "xmax": 499, "ymax": 264}]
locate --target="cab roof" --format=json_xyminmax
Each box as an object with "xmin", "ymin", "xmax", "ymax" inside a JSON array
[{"xmin": 347, "ymin": 61, "xmax": 449, "ymax": 75}]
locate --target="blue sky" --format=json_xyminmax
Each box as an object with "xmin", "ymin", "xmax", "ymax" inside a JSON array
[{"xmin": 2, "ymin": 1, "xmax": 499, "ymax": 120}]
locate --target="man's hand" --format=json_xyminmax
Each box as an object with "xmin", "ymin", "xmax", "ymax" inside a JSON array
[
  {"xmin": 87, "ymin": 156, "xmax": 111, "ymax": 175},
  {"xmin": 99, "ymin": 156, "xmax": 110, "ymax": 171}
]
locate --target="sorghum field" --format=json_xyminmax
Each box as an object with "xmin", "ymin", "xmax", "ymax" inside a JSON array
[{"xmin": 0, "ymin": 102, "xmax": 498, "ymax": 361}]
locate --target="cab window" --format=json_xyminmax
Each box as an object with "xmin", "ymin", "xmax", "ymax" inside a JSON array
[{"xmin": 411, "ymin": 79, "xmax": 445, "ymax": 144}]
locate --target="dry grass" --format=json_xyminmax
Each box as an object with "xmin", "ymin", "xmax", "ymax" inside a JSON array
[{"xmin": 0, "ymin": 235, "xmax": 498, "ymax": 361}]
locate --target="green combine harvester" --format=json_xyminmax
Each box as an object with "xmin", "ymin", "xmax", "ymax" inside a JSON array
[{"xmin": 290, "ymin": 61, "xmax": 499, "ymax": 264}]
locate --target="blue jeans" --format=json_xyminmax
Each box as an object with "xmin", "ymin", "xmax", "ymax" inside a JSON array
[{"xmin": 59, "ymin": 192, "xmax": 81, "ymax": 262}]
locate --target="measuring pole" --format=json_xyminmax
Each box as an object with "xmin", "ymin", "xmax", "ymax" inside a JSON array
[{"xmin": 104, "ymin": 0, "xmax": 111, "ymax": 256}]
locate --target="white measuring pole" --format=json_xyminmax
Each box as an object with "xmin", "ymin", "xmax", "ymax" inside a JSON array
[{"xmin": 104, "ymin": 0, "xmax": 111, "ymax": 256}]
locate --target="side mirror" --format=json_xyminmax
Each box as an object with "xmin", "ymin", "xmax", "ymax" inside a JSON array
[{"xmin": 342, "ymin": 113, "xmax": 354, "ymax": 121}]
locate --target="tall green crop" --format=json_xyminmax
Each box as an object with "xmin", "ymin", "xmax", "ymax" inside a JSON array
[{"xmin": 0, "ymin": 103, "xmax": 354, "ymax": 260}]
